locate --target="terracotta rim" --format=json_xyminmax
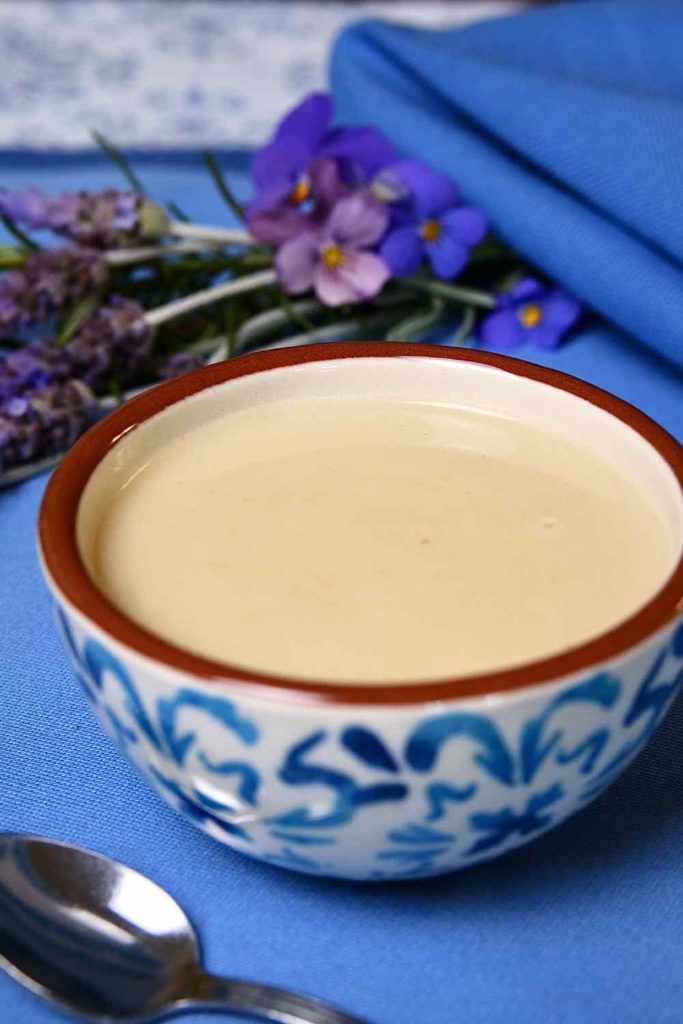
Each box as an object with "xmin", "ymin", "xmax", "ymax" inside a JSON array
[{"xmin": 39, "ymin": 342, "xmax": 683, "ymax": 706}]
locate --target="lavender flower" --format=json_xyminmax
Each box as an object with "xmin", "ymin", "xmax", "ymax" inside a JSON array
[
  {"xmin": 156, "ymin": 351, "xmax": 204, "ymax": 380},
  {"xmin": 379, "ymin": 161, "xmax": 487, "ymax": 280},
  {"xmin": 276, "ymin": 192, "xmax": 390, "ymax": 306},
  {"xmin": 64, "ymin": 296, "xmax": 152, "ymax": 388},
  {"xmin": 0, "ymin": 186, "xmax": 169, "ymax": 248},
  {"xmin": 0, "ymin": 379, "xmax": 95, "ymax": 471},
  {"xmin": 0, "ymin": 248, "xmax": 106, "ymax": 336},
  {"xmin": 478, "ymin": 278, "xmax": 581, "ymax": 350},
  {"xmin": 0, "ymin": 186, "xmax": 50, "ymax": 229},
  {"xmin": 0, "ymin": 342, "xmax": 71, "ymax": 402}
]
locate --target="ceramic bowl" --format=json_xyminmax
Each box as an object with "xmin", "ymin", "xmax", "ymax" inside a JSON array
[{"xmin": 38, "ymin": 343, "xmax": 683, "ymax": 881}]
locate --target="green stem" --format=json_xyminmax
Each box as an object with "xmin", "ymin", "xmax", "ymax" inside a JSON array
[
  {"xmin": 146, "ymin": 269, "xmax": 277, "ymax": 327},
  {"xmin": 92, "ymin": 130, "xmax": 146, "ymax": 193},
  {"xmin": 166, "ymin": 200, "xmax": 190, "ymax": 222},
  {"xmin": 0, "ymin": 245, "xmax": 26, "ymax": 267},
  {"xmin": 402, "ymin": 275, "xmax": 496, "ymax": 309},
  {"xmin": 278, "ymin": 289, "xmax": 316, "ymax": 333},
  {"xmin": 224, "ymin": 299, "xmax": 240, "ymax": 359},
  {"xmin": 0, "ymin": 215, "xmax": 38, "ymax": 251},
  {"xmin": 203, "ymin": 151, "xmax": 246, "ymax": 223},
  {"xmin": 451, "ymin": 306, "xmax": 477, "ymax": 346}
]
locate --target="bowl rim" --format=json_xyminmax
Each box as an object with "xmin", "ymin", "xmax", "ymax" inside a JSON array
[{"xmin": 39, "ymin": 342, "xmax": 683, "ymax": 706}]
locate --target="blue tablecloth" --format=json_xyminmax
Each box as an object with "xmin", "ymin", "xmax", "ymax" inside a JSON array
[{"xmin": 2, "ymin": 147, "xmax": 683, "ymax": 1024}]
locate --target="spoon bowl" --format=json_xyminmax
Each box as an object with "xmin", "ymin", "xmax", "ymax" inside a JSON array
[{"xmin": 0, "ymin": 834, "xmax": 368, "ymax": 1024}]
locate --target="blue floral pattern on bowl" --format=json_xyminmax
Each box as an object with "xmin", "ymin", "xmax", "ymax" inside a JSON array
[{"xmin": 54, "ymin": 605, "xmax": 683, "ymax": 880}]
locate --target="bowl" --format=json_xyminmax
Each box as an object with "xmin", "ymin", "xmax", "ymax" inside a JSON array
[{"xmin": 38, "ymin": 343, "xmax": 683, "ymax": 881}]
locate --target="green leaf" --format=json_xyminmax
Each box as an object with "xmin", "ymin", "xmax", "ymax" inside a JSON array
[
  {"xmin": 224, "ymin": 298, "xmax": 241, "ymax": 359},
  {"xmin": 57, "ymin": 293, "xmax": 101, "ymax": 345},
  {"xmin": 166, "ymin": 200, "xmax": 190, "ymax": 222},
  {"xmin": 92, "ymin": 130, "xmax": 146, "ymax": 193},
  {"xmin": 388, "ymin": 296, "xmax": 445, "ymax": 342},
  {"xmin": 0, "ymin": 214, "xmax": 38, "ymax": 251},
  {"xmin": 469, "ymin": 235, "xmax": 517, "ymax": 264},
  {"xmin": 108, "ymin": 378, "xmax": 124, "ymax": 402},
  {"xmin": 203, "ymin": 151, "xmax": 245, "ymax": 223},
  {"xmin": 278, "ymin": 288, "xmax": 315, "ymax": 333},
  {"xmin": 0, "ymin": 245, "xmax": 26, "ymax": 268}
]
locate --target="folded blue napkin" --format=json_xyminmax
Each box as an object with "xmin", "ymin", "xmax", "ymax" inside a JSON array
[{"xmin": 331, "ymin": 1, "xmax": 683, "ymax": 375}]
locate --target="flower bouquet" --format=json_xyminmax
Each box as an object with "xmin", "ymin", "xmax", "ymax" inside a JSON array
[{"xmin": 0, "ymin": 93, "xmax": 580, "ymax": 484}]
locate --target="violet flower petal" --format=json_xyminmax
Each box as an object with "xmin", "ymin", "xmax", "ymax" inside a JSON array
[
  {"xmin": 314, "ymin": 251, "xmax": 389, "ymax": 306},
  {"xmin": 542, "ymin": 290, "xmax": 582, "ymax": 330},
  {"xmin": 275, "ymin": 232, "xmax": 320, "ymax": 294},
  {"xmin": 326, "ymin": 192, "xmax": 389, "ymax": 249},
  {"xmin": 508, "ymin": 277, "xmax": 544, "ymax": 302},
  {"xmin": 526, "ymin": 322, "xmax": 566, "ymax": 349},
  {"xmin": 248, "ymin": 205, "xmax": 311, "ymax": 244},
  {"xmin": 309, "ymin": 158, "xmax": 350, "ymax": 209},
  {"xmin": 387, "ymin": 161, "xmax": 459, "ymax": 218},
  {"xmin": 440, "ymin": 207, "xmax": 488, "ymax": 247},
  {"xmin": 427, "ymin": 235, "xmax": 469, "ymax": 279},
  {"xmin": 379, "ymin": 224, "xmax": 424, "ymax": 277},
  {"xmin": 272, "ymin": 92, "xmax": 333, "ymax": 151},
  {"xmin": 478, "ymin": 309, "xmax": 525, "ymax": 350},
  {"xmin": 320, "ymin": 126, "xmax": 397, "ymax": 178},
  {"xmin": 252, "ymin": 93, "xmax": 332, "ymax": 191},
  {"xmin": 246, "ymin": 180, "xmax": 295, "ymax": 217}
]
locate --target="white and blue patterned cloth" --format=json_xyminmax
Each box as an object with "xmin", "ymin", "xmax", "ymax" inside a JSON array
[{"xmin": 0, "ymin": 0, "xmax": 519, "ymax": 149}]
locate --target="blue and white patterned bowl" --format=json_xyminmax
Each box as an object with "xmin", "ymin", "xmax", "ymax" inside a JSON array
[{"xmin": 39, "ymin": 344, "xmax": 683, "ymax": 880}]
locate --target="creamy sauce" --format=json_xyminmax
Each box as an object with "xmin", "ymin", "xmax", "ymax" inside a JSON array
[{"xmin": 89, "ymin": 398, "xmax": 673, "ymax": 682}]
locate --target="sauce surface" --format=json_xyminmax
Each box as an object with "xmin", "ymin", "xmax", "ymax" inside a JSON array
[{"xmin": 89, "ymin": 398, "xmax": 673, "ymax": 682}]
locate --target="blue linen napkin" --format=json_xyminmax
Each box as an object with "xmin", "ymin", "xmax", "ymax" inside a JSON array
[{"xmin": 331, "ymin": 0, "xmax": 683, "ymax": 375}]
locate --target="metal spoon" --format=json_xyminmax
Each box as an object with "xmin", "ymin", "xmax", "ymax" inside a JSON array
[{"xmin": 0, "ymin": 834, "xmax": 368, "ymax": 1024}]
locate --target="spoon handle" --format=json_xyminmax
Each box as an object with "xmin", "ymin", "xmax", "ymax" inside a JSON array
[{"xmin": 176, "ymin": 971, "xmax": 371, "ymax": 1024}]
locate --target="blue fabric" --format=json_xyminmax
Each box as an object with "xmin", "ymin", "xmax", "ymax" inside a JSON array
[
  {"xmin": 331, "ymin": 0, "xmax": 683, "ymax": 373},
  {"xmin": 3, "ymin": 1, "xmax": 683, "ymax": 1015}
]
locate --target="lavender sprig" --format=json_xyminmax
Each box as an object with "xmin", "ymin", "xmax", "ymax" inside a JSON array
[
  {"xmin": 64, "ymin": 296, "xmax": 152, "ymax": 389},
  {"xmin": 0, "ymin": 186, "xmax": 169, "ymax": 249},
  {"xmin": 0, "ymin": 248, "xmax": 106, "ymax": 336},
  {"xmin": 0, "ymin": 380, "xmax": 96, "ymax": 471}
]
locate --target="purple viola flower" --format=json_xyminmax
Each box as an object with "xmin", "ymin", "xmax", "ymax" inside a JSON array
[
  {"xmin": 276, "ymin": 191, "xmax": 390, "ymax": 306},
  {"xmin": 478, "ymin": 278, "xmax": 581, "ymax": 350},
  {"xmin": 379, "ymin": 161, "xmax": 487, "ymax": 280},
  {"xmin": 0, "ymin": 248, "xmax": 107, "ymax": 337},
  {"xmin": 248, "ymin": 92, "xmax": 396, "ymax": 218},
  {"xmin": 248, "ymin": 157, "xmax": 350, "ymax": 244},
  {"xmin": 64, "ymin": 296, "xmax": 152, "ymax": 388}
]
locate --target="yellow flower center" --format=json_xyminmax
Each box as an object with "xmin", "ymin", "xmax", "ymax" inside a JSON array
[
  {"xmin": 420, "ymin": 219, "xmax": 442, "ymax": 242},
  {"xmin": 519, "ymin": 303, "xmax": 543, "ymax": 328},
  {"xmin": 322, "ymin": 245, "xmax": 345, "ymax": 269},
  {"xmin": 290, "ymin": 177, "xmax": 311, "ymax": 205}
]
